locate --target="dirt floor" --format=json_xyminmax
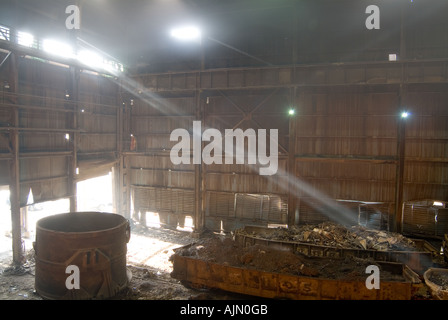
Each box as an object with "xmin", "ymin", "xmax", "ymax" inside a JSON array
[{"xmin": 0, "ymin": 222, "xmax": 255, "ymax": 300}]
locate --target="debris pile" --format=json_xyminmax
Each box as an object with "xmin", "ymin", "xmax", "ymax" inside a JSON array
[
  {"xmin": 235, "ymin": 222, "xmax": 417, "ymax": 251},
  {"xmin": 428, "ymin": 272, "xmax": 448, "ymax": 290},
  {"xmin": 172, "ymin": 236, "xmax": 407, "ymax": 282}
]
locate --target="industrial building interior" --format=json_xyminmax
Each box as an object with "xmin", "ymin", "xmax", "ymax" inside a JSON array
[{"xmin": 0, "ymin": 0, "xmax": 447, "ymax": 302}]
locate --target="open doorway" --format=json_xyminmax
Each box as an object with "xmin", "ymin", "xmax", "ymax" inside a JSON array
[
  {"xmin": 0, "ymin": 187, "xmax": 11, "ymax": 260},
  {"xmin": 77, "ymin": 172, "xmax": 113, "ymax": 213},
  {"xmin": 0, "ymin": 187, "xmax": 70, "ymax": 261},
  {"xmin": 24, "ymin": 194, "xmax": 70, "ymax": 239}
]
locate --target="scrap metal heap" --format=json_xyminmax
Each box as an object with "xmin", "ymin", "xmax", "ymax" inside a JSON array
[{"xmin": 234, "ymin": 222, "xmax": 417, "ymax": 252}]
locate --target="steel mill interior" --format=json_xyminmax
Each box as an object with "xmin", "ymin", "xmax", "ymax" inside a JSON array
[{"xmin": 0, "ymin": 0, "xmax": 447, "ymax": 304}]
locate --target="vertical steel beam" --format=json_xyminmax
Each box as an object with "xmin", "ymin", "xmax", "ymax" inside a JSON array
[
  {"xmin": 395, "ymin": 2, "xmax": 408, "ymax": 232},
  {"xmin": 67, "ymin": 65, "xmax": 79, "ymax": 212},
  {"xmin": 194, "ymin": 88, "xmax": 205, "ymax": 234},
  {"xmin": 123, "ymin": 94, "xmax": 132, "ymax": 219},
  {"xmin": 287, "ymin": 87, "xmax": 297, "ymax": 227},
  {"xmin": 394, "ymin": 85, "xmax": 407, "ymax": 233},
  {"xmin": 193, "ymin": 43, "xmax": 206, "ymax": 234},
  {"xmin": 8, "ymin": 52, "xmax": 24, "ymax": 265},
  {"xmin": 114, "ymin": 89, "xmax": 125, "ymax": 217}
]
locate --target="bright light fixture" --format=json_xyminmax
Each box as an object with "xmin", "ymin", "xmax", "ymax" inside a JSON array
[
  {"xmin": 401, "ymin": 111, "xmax": 409, "ymax": 118},
  {"xmin": 77, "ymin": 49, "xmax": 103, "ymax": 68},
  {"xmin": 288, "ymin": 108, "xmax": 296, "ymax": 116},
  {"xmin": 18, "ymin": 31, "xmax": 34, "ymax": 47},
  {"xmin": 389, "ymin": 54, "xmax": 397, "ymax": 61},
  {"xmin": 170, "ymin": 26, "xmax": 201, "ymax": 41},
  {"xmin": 76, "ymin": 50, "xmax": 121, "ymax": 74},
  {"xmin": 0, "ymin": 25, "xmax": 10, "ymax": 41},
  {"xmin": 433, "ymin": 201, "xmax": 444, "ymax": 207},
  {"xmin": 43, "ymin": 39, "xmax": 74, "ymax": 58}
]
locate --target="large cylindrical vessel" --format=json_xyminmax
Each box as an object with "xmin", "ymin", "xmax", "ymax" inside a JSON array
[{"xmin": 34, "ymin": 212, "xmax": 131, "ymax": 300}]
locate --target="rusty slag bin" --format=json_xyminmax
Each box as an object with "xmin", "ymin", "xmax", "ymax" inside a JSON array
[
  {"xmin": 171, "ymin": 244, "xmax": 423, "ymax": 300},
  {"xmin": 34, "ymin": 212, "xmax": 131, "ymax": 300}
]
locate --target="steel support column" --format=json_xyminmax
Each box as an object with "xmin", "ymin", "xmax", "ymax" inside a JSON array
[
  {"xmin": 287, "ymin": 87, "xmax": 297, "ymax": 227},
  {"xmin": 8, "ymin": 52, "xmax": 24, "ymax": 265},
  {"xmin": 394, "ymin": 85, "xmax": 407, "ymax": 233},
  {"xmin": 67, "ymin": 65, "xmax": 79, "ymax": 213},
  {"xmin": 194, "ymin": 88, "xmax": 205, "ymax": 234}
]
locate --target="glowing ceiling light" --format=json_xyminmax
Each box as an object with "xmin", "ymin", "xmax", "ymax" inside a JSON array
[
  {"xmin": 288, "ymin": 108, "xmax": 296, "ymax": 116},
  {"xmin": 18, "ymin": 31, "xmax": 34, "ymax": 47},
  {"xmin": 77, "ymin": 50, "xmax": 103, "ymax": 68},
  {"xmin": 0, "ymin": 25, "xmax": 10, "ymax": 41},
  {"xmin": 389, "ymin": 54, "xmax": 397, "ymax": 61},
  {"xmin": 170, "ymin": 26, "xmax": 202, "ymax": 41},
  {"xmin": 401, "ymin": 111, "xmax": 409, "ymax": 118},
  {"xmin": 43, "ymin": 39, "xmax": 74, "ymax": 58}
]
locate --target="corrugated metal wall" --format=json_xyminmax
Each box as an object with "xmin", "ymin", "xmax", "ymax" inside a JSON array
[
  {"xmin": 0, "ymin": 55, "xmax": 120, "ymax": 206},
  {"xmin": 16, "ymin": 59, "xmax": 71, "ymax": 205},
  {"xmin": 293, "ymin": 87, "xmax": 399, "ymax": 225},
  {"xmin": 127, "ymin": 88, "xmax": 290, "ymax": 231},
  {"xmin": 131, "ymin": 60, "xmax": 448, "ymax": 232},
  {"xmin": 128, "ymin": 94, "xmax": 196, "ymax": 227},
  {"xmin": 404, "ymin": 89, "xmax": 448, "ymax": 201}
]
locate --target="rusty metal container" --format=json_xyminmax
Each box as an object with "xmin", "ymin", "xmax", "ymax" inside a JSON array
[
  {"xmin": 234, "ymin": 225, "xmax": 437, "ymax": 274},
  {"xmin": 34, "ymin": 212, "xmax": 131, "ymax": 300},
  {"xmin": 171, "ymin": 244, "xmax": 422, "ymax": 300},
  {"xmin": 423, "ymin": 268, "xmax": 448, "ymax": 300}
]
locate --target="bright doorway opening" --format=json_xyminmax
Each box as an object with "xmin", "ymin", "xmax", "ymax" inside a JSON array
[{"xmin": 77, "ymin": 173, "xmax": 113, "ymax": 212}]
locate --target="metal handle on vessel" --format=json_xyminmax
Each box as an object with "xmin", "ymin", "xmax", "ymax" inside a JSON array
[{"xmin": 125, "ymin": 220, "xmax": 131, "ymax": 243}]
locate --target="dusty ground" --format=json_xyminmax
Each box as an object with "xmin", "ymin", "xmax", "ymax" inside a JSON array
[{"xmin": 0, "ymin": 223, "xmax": 254, "ymax": 300}]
